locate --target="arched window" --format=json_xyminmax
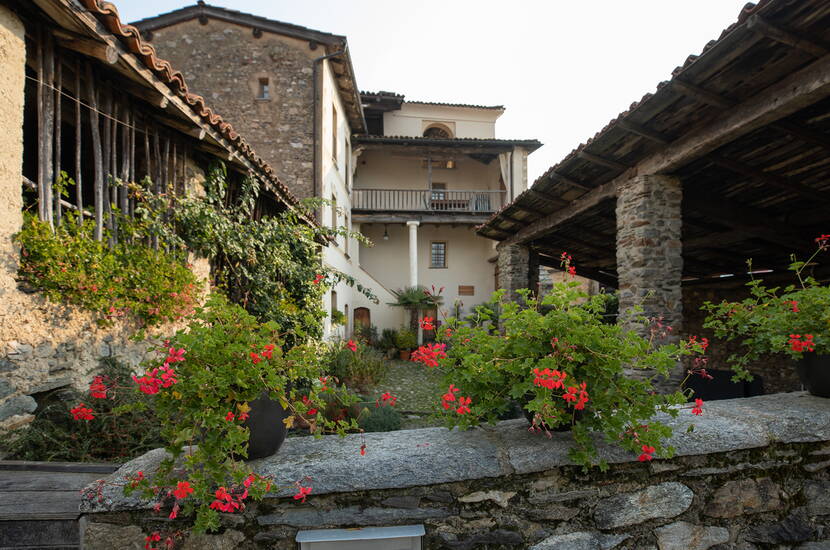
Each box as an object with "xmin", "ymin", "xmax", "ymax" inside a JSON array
[{"xmin": 423, "ymin": 123, "xmax": 453, "ymax": 139}]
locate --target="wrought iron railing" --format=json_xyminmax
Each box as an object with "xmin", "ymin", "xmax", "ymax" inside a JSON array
[{"xmin": 352, "ymin": 188, "xmax": 505, "ymax": 213}]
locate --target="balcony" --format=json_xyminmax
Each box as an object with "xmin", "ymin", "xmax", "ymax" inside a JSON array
[{"xmin": 352, "ymin": 188, "xmax": 505, "ymax": 214}]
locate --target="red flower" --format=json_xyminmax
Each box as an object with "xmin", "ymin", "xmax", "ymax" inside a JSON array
[
  {"xmin": 168, "ymin": 503, "xmax": 179, "ymax": 519},
  {"xmin": 145, "ymin": 532, "xmax": 161, "ymax": 550},
  {"xmin": 568, "ymin": 265, "xmax": 576, "ymax": 278},
  {"xmin": 166, "ymin": 347, "xmax": 186, "ymax": 363},
  {"xmin": 444, "ymin": 328, "xmax": 453, "ymax": 339},
  {"xmin": 377, "ymin": 392, "xmax": 397, "ymax": 407},
  {"xmin": 173, "ymin": 481, "xmax": 194, "ymax": 500},
  {"xmin": 420, "ymin": 316, "xmax": 435, "ymax": 331},
  {"xmin": 312, "ymin": 273, "xmax": 325, "ymax": 285},
  {"xmin": 293, "ymin": 485, "xmax": 312, "ymax": 503},
  {"xmin": 89, "ymin": 376, "xmax": 108, "ymax": 399},
  {"xmin": 456, "ymin": 396, "xmax": 472, "ymax": 415},
  {"xmin": 209, "ymin": 486, "xmax": 241, "ymax": 513},
  {"xmin": 789, "ymin": 334, "xmax": 816, "ymax": 353},
  {"xmin": 692, "ymin": 398, "xmax": 704, "ymax": 416},
  {"xmin": 533, "ymin": 368, "xmax": 567, "ymax": 390},
  {"xmin": 262, "ymin": 344, "xmax": 274, "ymax": 359},
  {"xmin": 239, "ymin": 411, "xmax": 250, "ymax": 422},
  {"xmin": 346, "ymin": 340, "xmax": 357, "ymax": 352},
  {"xmin": 243, "ymin": 474, "xmax": 257, "ymax": 488},
  {"xmin": 786, "ymin": 300, "xmax": 800, "ymax": 313},
  {"xmin": 70, "ymin": 403, "xmax": 95, "ymax": 421},
  {"xmin": 360, "ymin": 444, "xmax": 366, "ymax": 456},
  {"xmin": 225, "ymin": 411, "xmax": 235, "ymax": 421},
  {"xmin": 250, "ymin": 352, "xmax": 262, "ymax": 364},
  {"xmin": 816, "ymin": 234, "xmax": 830, "ymax": 250},
  {"xmin": 302, "ymin": 395, "xmax": 318, "ymax": 416},
  {"xmin": 410, "ymin": 343, "xmax": 447, "ymax": 368},
  {"xmin": 638, "ymin": 444, "xmax": 656, "ymax": 462}
]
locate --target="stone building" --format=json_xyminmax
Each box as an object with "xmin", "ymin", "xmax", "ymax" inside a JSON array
[
  {"xmin": 478, "ymin": 0, "xmax": 830, "ymax": 393},
  {"xmin": 132, "ymin": 1, "xmax": 365, "ymax": 200},
  {"xmin": 0, "ymin": 0, "xmax": 304, "ymax": 428}
]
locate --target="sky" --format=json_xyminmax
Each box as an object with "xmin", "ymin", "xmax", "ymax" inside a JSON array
[{"xmin": 117, "ymin": 0, "xmax": 752, "ymax": 183}]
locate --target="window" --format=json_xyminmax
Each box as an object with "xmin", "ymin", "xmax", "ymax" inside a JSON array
[
  {"xmin": 257, "ymin": 78, "xmax": 270, "ymax": 100},
  {"xmin": 431, "ymin": 182, "xmax": 446, "ymax": 201},
  {"xmin": 331, "ymin": 105, "xmax": 338, "ymax": 164},
  {"xmin": 430, "ymin": 241, "xmax": 447, "ymax": 268},
  {"xmin": 423, "ymin": 123, "xmax": 453, "ymax": 138},
  {"xmin": 421, "ymin": 159, "xmax": 455, "ymax": 169},
  {"xmin": 331, "ymin": 194, "xmax": 337, "ymax": 229}
]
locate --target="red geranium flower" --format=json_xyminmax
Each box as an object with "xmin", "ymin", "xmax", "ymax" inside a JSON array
[
  {"xmin": 173, "ymin": 481, "xmax": 194, "ymax": 500},
  {"xmin": 293, "ymin": 485, "xmax": 312, "ymax": 503},
  {"xmin": 692, "ymin": 398, "xmax": 704, "ymax": 416},
  {"xmin": 346, "ymin": 339, "xmax": 357, "ymax": 352},
  {"xmin": 70, "ymin": 403, "xmax": 95, "ymax": 421},
  {"xmin": 420, "ymin": 316, "xmax": 435, "ymax": 331}
]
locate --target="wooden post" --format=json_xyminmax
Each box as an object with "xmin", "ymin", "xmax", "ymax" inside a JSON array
[
  {"xmin": 54, "ymin": 49, "xmax": 62, "ymax": 226},
  {"xmin": 86, "ymin": 62, "xmax": 104, "ymax": 241},
  {"xmin": 110, "ymin": 99, "xmax": 119, "ymax": 244},
  {"xmin": 36, "ymin": 28, "xmax": 44, "ymax": 221},
  {"xmin": 120, "ymin": 105, "xmax": 130, "ymax": 218},
  {"xmin": 74, "ymin": 58, "xmax": 83, "ymax": 226}
]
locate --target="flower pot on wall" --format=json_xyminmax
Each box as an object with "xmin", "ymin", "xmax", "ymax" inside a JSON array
[
  {"xmin": 242, "ymin": 393, "xmax": 290, "ymax": 460},
  {"xmin": 796, "ymin": 354, "xmax": 830, "ymax": 397},
  {"xmin": 399, "ymin": 349, "xmax": 411, "ymax": 361}
]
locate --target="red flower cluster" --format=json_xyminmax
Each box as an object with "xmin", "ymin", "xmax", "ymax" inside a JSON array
[
  {"xmin": 312, "ymin": 273, "xmax": 325, "ymax": 285},
  {"xmin": 785, "ymin": 300, "xmax": 800, "ymax": 313},
  {"xmin": 789, "ymin": 334, "xmax": 815, "ymax": 352},
  {"xmin": 225, "ymin": 411, "xmax": 235, "ymax": 421},
  {"xmin": 638, "ymin": 444, "xmax": 656, "ymax": 462},
  {"xmin": 691, "ymin": 398, "xmax": 704, "ymax": 416},
  {"xmin": 376, "ymin": 392, "xmax": 397, "ymax": 407},
  {"xmin": 411, "ymin": 343, "xmax": 447, "ymax": 368},
  {"xmin": 132, "ymin": 348, "xmax": 184, "ymax": 395},
  {"xmin": 293, "ymin": 484, "xmax": 312, "ymax": 503},
  {"xmin": 687, "ymin": 335, "xmax": 710, "ymax": 352},
  {"xmin": 346, "ymin": 339, "xmax": 357, "ymax": 352},
  {"xmin": 560, "ymin": 252, "xmax": 576, "ymax": 278},
  {"xmin": 209, "ymin": 486, "xmax": 245, "ymax": 513},
  {"xmin": 455, "ymin": 396, "xmax": 472, "ymax": 415},
  {"xmin": 533, "ymin": 368, "xmax": 567, "ymax": 390},
  {"xmin": 144, "ymin": 532, "xmax": 161, "ymax": 550},
  {"xmin": 562, "ymin": 382, "xmax": 589, "ymax": 410},
  {"xmin": 251, "ymin": 343, "xmax": 276, "ymax": 364},
  {"xmin": 89, "ymin": 376, "xmax": 108, "ymax": 399},
  {"xmin": 262, "ymin": 343, "xmax": 275, "ymax": 359},
  {"xmin": 816, "ymin": 234, "xmax": 830, "ymax": 250},
  {"xmin": 173, "ymin": 480, "xmax": 193, "ymax": 500},
  {"xmin": 440, "ymin": 384, "xmax": 471, "ymax": 414},
  {"xmin": 70, "ymin": 403, "xmax": 95, "ymax": 421},
  {"xmin": 302, "ymin": 395, "xmax": 318, "ymax": 416},
  {"xmin": 420, "ymin": 316, "xmax": 435, "ymax": 331}
]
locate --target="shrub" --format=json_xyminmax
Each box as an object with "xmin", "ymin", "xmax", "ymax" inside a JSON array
[
  {"xmin": 379, "ymin": 328, "xmax": 397, "ymax": 351},
  {"xmin": 15, "ymin": 213, "xmax": 200, "ymax": 327},
  {"xmin": 394, "ymin": 327, "xmax": 417, "ymax": 350},
  {"xmin": 359, "ymin": 404, "xmax": 402, "ymax": 432},
  {"xmin": 330, "ymin": 309, "xmax": 347, "ymax": 326},
  {"xmin": 353, "ymin": 323, "xmax": 379, "ymax": 346},
  {"xmin": 417, "ymin": 283, "xmax": 706, "ymax": 469},
  {"xmin": 5, "ymin": 358, "xmax": 162, "ymax": 462},
  {"xmin": 323, "ymin": 340, "xmax": 390, "ymax": 392}
]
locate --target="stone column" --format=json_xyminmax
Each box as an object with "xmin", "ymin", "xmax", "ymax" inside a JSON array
[
  {"xmin": 497, "ymin": 243, "xmax": 531, "ymax": 303},
  {"xmin": 0, "ymin": 6, "xmax": 25, "ymax": 299},
  {"xmin": 407, "ymin": 220, "xmax": 419, "ymax": 288},
  {"xmin": 616, "ymin": 175, "xmax": 683, "ymax": 334}
]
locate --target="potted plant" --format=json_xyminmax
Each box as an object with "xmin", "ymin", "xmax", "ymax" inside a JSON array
[
  {"xmin": 702, "ymin": 235, "xmax": 830, "ymax": 397},
  {"xmin": 390, "ymin": 285, "xmax": 444, "ymax": 344},
  {"xmin": 411, "ymin": 282, "xmax": 706, "ymax": 468},
  {"xmin": 77, "ymin": 294, "xmax": 358, "ymax": 533},
  {"xmin": 330, "ymin": 308, "xmax": 347, "ymax": 327},
  {"xmin": 394, "ymin": 327, "xmax": 417, "ymax": 360}
]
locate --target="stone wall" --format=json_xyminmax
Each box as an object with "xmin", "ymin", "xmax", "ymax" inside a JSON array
[
  {"xmin": 81, "ymin": 393, "xmax": 830, "ymax": 549},
  {"xmin": 143, "ymin": 19, "xmax": 317, "ymax": 198},
  {"xmin": 496, "ymin": 243, "xmax": 531, "ymax": 303}
]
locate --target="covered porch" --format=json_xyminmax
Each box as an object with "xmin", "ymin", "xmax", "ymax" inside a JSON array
[{"xmin": 478, "ymin": 0, "xmax": 830, "ymax": 393}]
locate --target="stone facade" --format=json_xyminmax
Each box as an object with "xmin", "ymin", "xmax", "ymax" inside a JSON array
[
  {"xmin": 615, "ymin": 175, "xmax": 683, "ymax": 335},
  {"xmin": 81, "ymin": 393, "xmax": 830, "ymax": 549},
  {"xmin": 497, "ymin": 243, "xmax": 532, "ymax": 303},
  {"xmin": 142, "ymin": 18, "xmax": 317, "ymax": 198}
]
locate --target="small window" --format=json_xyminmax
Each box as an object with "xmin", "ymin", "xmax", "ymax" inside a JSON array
[
  {"xmin": 257, "ymin": 78, "xmax": 270, "ymax": 100},
  {"xmin": 421, "ymin": 159, "xmax": 455, "ymax": 169},
  {"xmin": 430, "ymin": 241, "xmax": 447, "ymax": 268},
  {"xmin": 331, "ymin": 194, "xmax": 338, "ymax": 229},
  {"xmin": 423, "ymin": 124, "xmax": 452, "ymax": 138},
  {"xmin": 458, "ymin": 285, "xmax": 475, "ymax": 296},
  {"xmin": 431, "ymin": 183, "xmax": 446, "ymax": 201}
]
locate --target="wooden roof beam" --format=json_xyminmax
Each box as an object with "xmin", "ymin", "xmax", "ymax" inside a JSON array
[
  {"xmin": 616, "ymin": 119, "xmax": 672, "ymax": 145},
  {"xmin": 709, "ymin": 153, "xmax": 830, "ymax": 204},
  {"xmin": 671, "ymin": 79, "xmax": 734, "ymax": 109},
  {"xmin": 770, "ymin": 120, "xmax": 830, "ymax": 153},
  {"xmin": 500, "ymin": 179, "xmax": 618, "ymax": 246},
  {"xmin": 746, "ymin": 15, "xmax": 829, "ymax": 58},
  {"xmin": 576, "ymin": 151, "xmax": 630, "ymax": 172},
  {"xmin": 551, "ymin": 173, "xmax": 592, "ymax": 192},
  {"xmin": 523, "ymin": 189, "xmax": 569, "ymax": 208}
]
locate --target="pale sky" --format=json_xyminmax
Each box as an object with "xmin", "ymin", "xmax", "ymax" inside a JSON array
[{"xmin": 117, "ymin": 1, "xmax": 751, "ymax": 183}]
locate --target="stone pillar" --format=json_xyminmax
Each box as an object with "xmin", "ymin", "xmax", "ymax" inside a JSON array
[
  {"xmin": 407, "ymin": 220, "xmax": 419, "ymax": 288},
  {"xmin": 497, "ymin": 243, "xmax": 531, "ymax": 303},
  {"xmin": 0, "ymin": 6, "xmax": 25, "ymax": 299},
  {"xmin": 616, "ymin": 175, "xmax": 683, "ymax": 335}
]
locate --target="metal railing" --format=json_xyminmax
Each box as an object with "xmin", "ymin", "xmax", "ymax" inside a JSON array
[{"xmin": 352, "ymin": 188, "xmax": 505, "ymax": 213}]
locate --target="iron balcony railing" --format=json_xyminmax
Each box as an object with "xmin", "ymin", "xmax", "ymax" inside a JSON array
[{"xmin": 352, "ymin": 188, "xmax": 505, "ymax": 213}]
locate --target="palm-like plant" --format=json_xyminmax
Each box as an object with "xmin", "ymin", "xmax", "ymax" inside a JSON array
[{"xmin": 389, "ymin": 286, "xmax": 444, "ymax": 345}]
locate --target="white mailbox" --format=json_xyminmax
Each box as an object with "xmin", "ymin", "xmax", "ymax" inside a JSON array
[{"xmin": 296, "ymin": 525, "xmax": 425, "ymax": 550}]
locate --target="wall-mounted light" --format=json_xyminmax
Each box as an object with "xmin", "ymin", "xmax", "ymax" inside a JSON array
[{"xmin": 383, "ymin": 224, "xmax": 389, "ymax": 240}]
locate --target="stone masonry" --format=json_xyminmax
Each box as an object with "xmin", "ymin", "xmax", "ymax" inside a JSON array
[
  {"xmin": 497, "ymin": 243, "xmax": 532, "ymax": 303},
  {"xmin": 616, "ymin": 175, "xmax": 683, "ymax": 335},
  {"xmin": 80, "ymin": 393, "xmax": 830, "ymax": 549},
  {"xmin": 141, "ymin": 18, "xmax": 317, "ymax": 198}
]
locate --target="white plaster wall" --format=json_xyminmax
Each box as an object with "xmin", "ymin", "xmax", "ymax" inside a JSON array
[
  {"xmin": 382, "ymin": 104, "xmax": 501, "ymax": 138},
  {"xmin": 355, "ymin": 150, "xmax": 504, "ymax": 193},
  {"xmin": 359, "ymin": 224, "xmax": 497, "ymax": 325}
]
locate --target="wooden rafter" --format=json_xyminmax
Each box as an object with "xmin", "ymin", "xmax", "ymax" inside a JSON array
[
  {"xmin": 551, "ymin": 173, "xmax": 592, "ymax": 192},
  {"xmin": 576, "ymin": 151, "xmax": 629, "ymax": 172},
  {"xmin": 616, "ymin": 119, "xmax": 672, "ymax": 145},
  {"xmin": 746, "ymin": 15, "xmax": 829, "ymax": 58},
  {"xmin": 709, "ymin": 154, "xmax": 830, "ymax": 204}
]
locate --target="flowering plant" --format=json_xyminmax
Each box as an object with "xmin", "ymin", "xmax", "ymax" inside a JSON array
[
  {"xmin": 702, "ymin": 235, "xmax": 830, "ymax": 381},
  {"xmin": 413, "ymin": 281, "xmax": 706, "ymax": 469},
  {"xmin": 78, "ymin": 294, "xmax": 357, "ymax": 534}
]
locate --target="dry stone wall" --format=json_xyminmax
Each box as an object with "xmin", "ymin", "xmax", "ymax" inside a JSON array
[{"xmin": 81, "ymin": 393, "xmax": 830, "ymax": 549}]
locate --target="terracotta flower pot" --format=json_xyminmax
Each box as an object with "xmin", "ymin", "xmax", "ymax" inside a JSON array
[
  {"xmin": 796, "ymin": 354, "xmax": 830, "ymax": 398},
  {"xmin": 242, "ymin": 393, "xmax": 290, "ymax": 460},
  {"xmin": 399, "ymin": 349, "xmax": 411, "ymax": 361}
]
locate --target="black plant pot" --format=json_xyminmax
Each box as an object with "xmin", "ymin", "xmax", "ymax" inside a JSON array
[
  {"xmin": 796, "ymin": 354, "xmax": 830, "ymax": 398},
  {"xmin": 242, "ymin": 393, "xmax": 290, "ymax": 460}
]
